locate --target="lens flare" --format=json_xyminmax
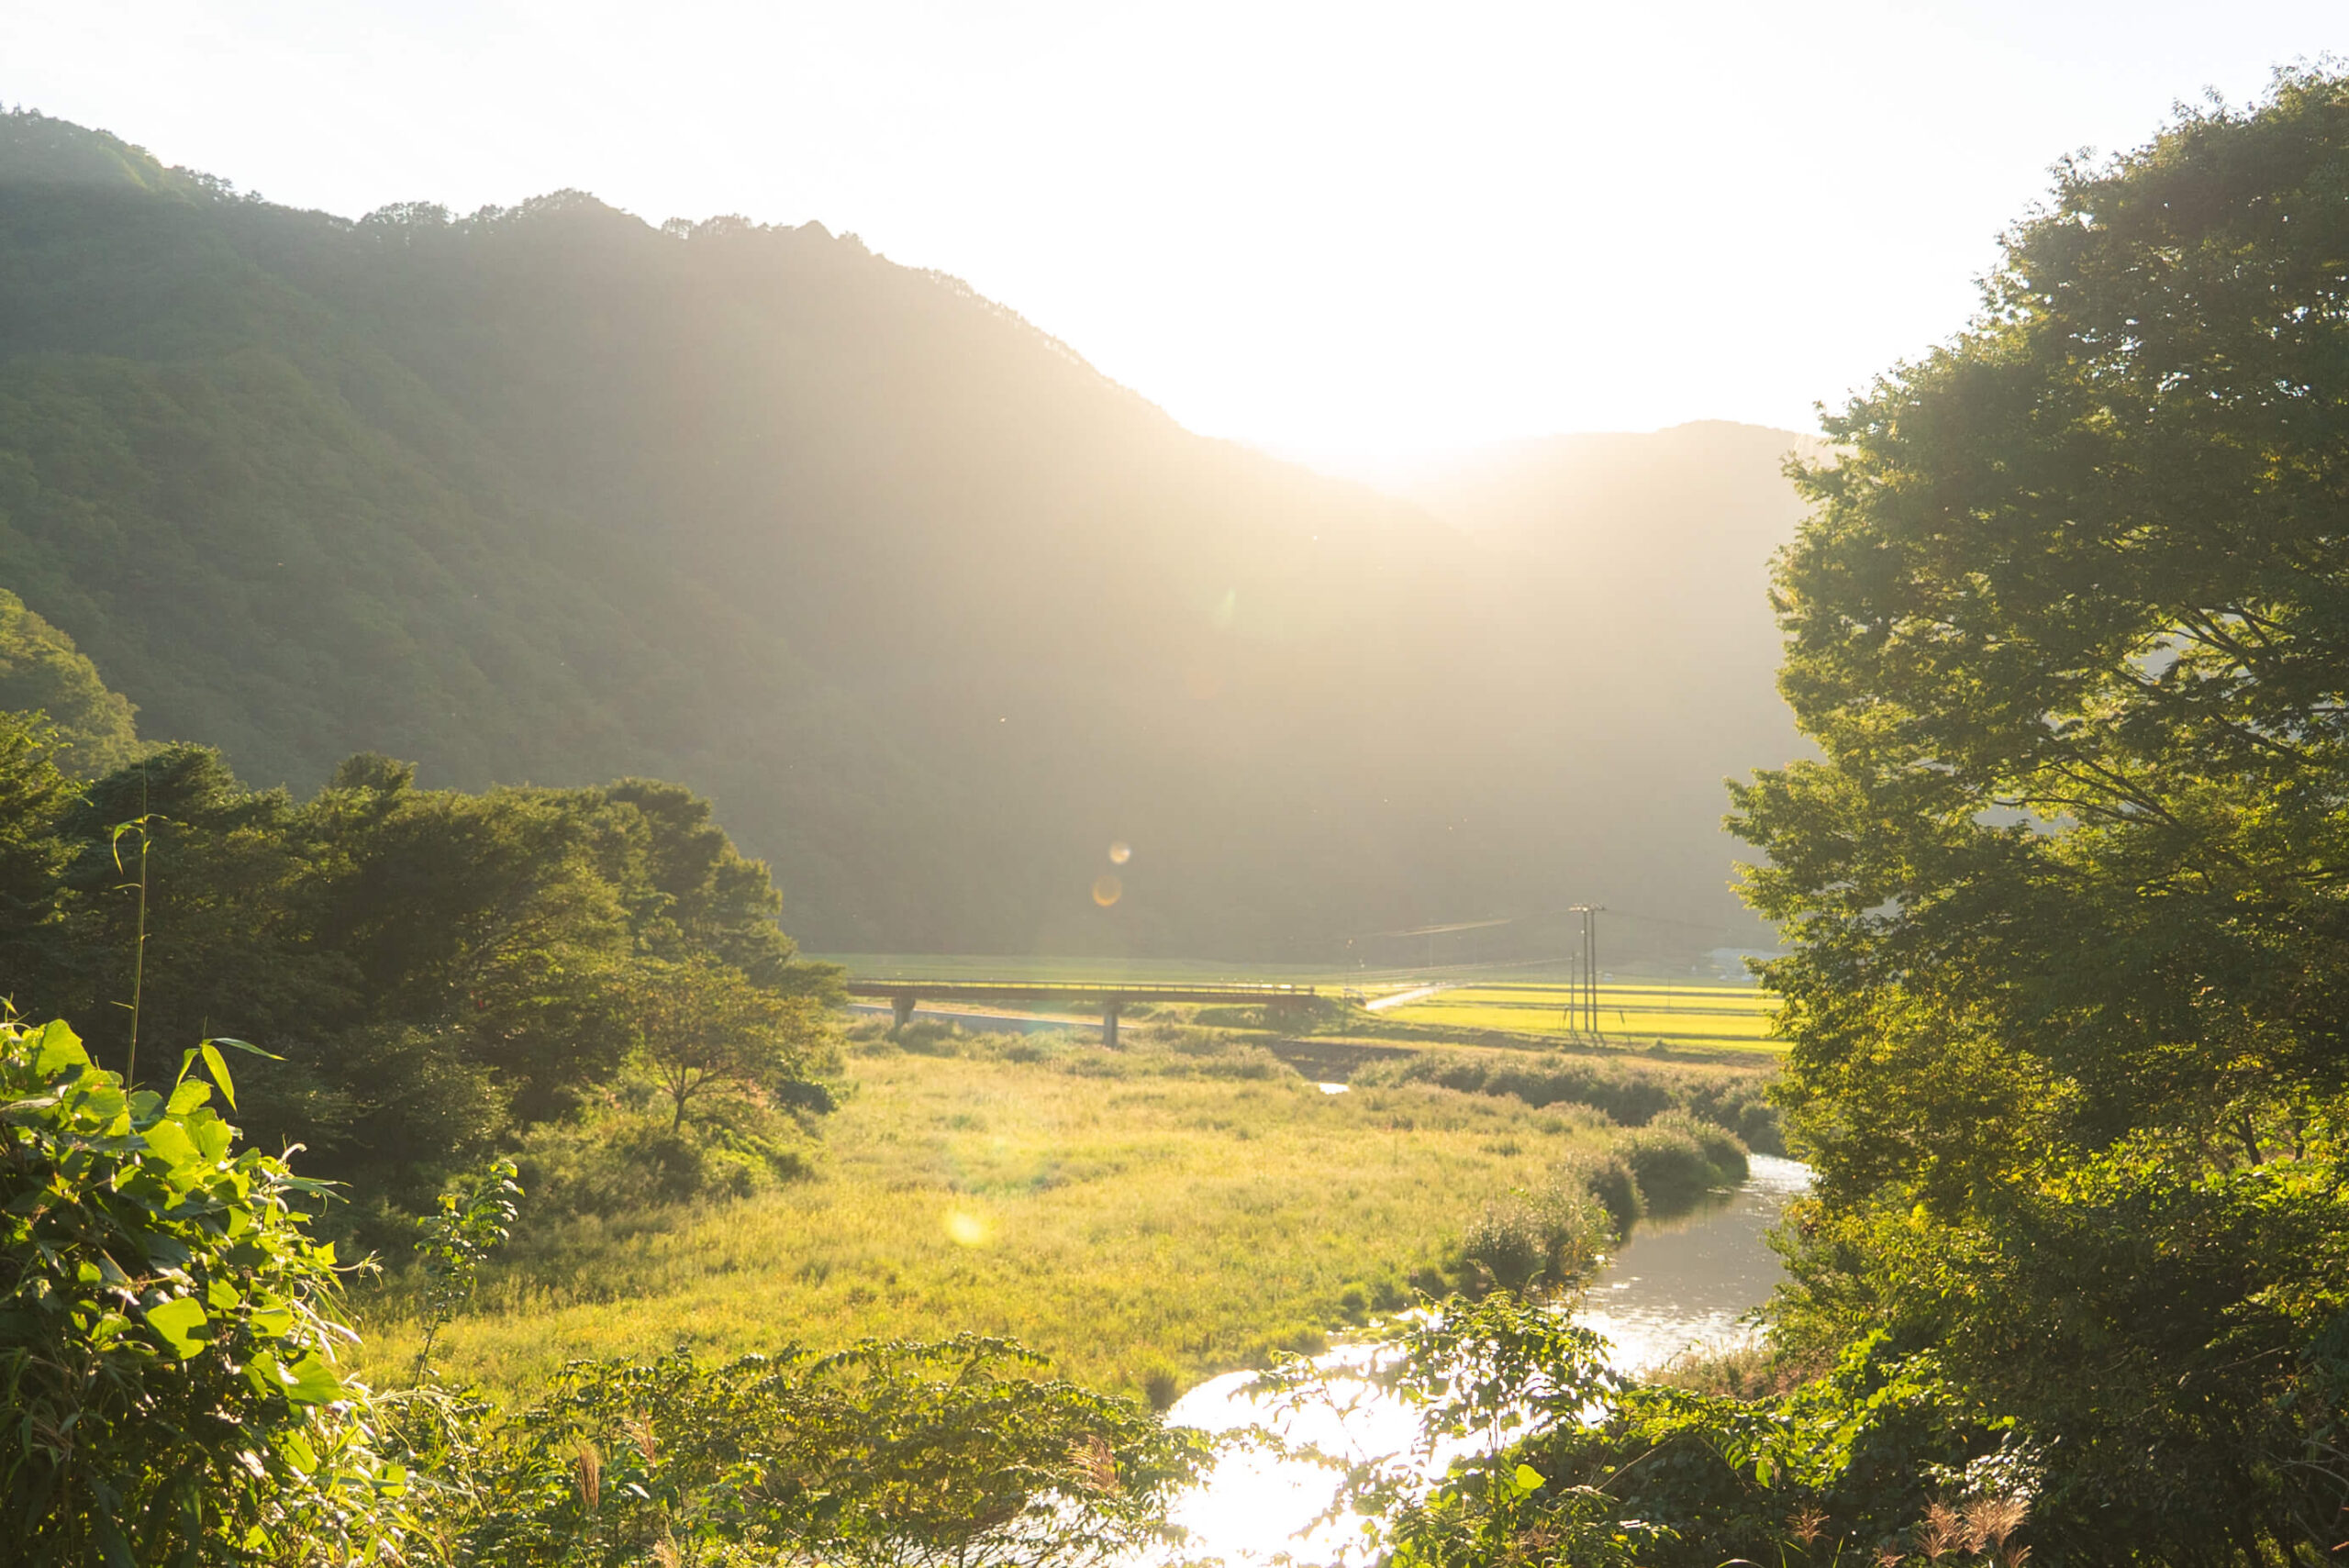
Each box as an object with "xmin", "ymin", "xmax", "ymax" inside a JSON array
[
  {"xmin": 943, "ymin": 1207, "xmax": 991, "ymax": 1247},
  {"xmin": 1092, "ymin": 873, "xmax": 1123, "ymax": 906},
  {"xmin": 1108, "ymin": 841, "xmax": 1131, "ymax": 865}
]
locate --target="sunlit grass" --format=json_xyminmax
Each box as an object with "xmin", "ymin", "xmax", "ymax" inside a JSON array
[
  {"xmin": 808, "ymin": 952, "xmax": 1370, "ymax": 984},
  {"xmin": 1386, "ymin": 983, "xmax": 1784, "ymax": 1052},
  {"xmin": 356, "ymin": 1040, "xmax": 1619, "ymax": 1403}
]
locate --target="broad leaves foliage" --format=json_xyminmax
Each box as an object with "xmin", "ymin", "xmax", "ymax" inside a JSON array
[{"xmin": 0, "ymin": 1015, "xmax": 408, "ymax": 1564}]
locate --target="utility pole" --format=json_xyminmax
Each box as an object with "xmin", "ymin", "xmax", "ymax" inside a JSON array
[
  {"xmin": 1590, "ymin": 906, "xmax": 1605, "ymax": 1037},
  {"xmin": 1568, "ymin": 904, "xmax": 1605, "ymax": 1038}
]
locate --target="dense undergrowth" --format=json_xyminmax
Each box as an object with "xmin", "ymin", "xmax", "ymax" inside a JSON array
[{"xmin": 0, "ymin": 1015, "xmax": 1207, "ymax": 1565}]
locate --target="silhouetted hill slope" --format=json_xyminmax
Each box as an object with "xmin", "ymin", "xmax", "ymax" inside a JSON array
[{"xmin": 0, "ymin": 109, "xmax": 1806, "ymax": 961}]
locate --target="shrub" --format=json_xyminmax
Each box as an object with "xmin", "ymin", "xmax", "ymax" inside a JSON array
[
  {"xmin": 1647, "ymin": 1341, "xmax": 1819, "ymax": 1401},
  {"xmin": 902, "ymin": 1020, "xmax": 974, "ymax": 1056},
  {"xmin": 1139, "ymin": 1362, "xmax": 1183, "ymax": 1411},
  {"xmin": 0, "ymin": 1017, "xmax": 411, "ymax": 1563},
  {"xmin": 1336, "ymin": 1273, "xmax": 1411, "ymax": 1324},
  {"xmin": 518, "ymin": 1077, "xmax": 818, "ymax": 1216},
  {"xmin": 1139, "ymin": 1022, "xmax": 1241, "ymax": 1056},
  {"xmin": 427, "ymin": 1339, "xmax": 1212, "ymax": 1567},
  {"xmin": 1364, "ymin": 1051, "xmax": 1676, "ymax": 1123},
  {"xmin": 1460, "ymin": 1184, "xmax": 1608, "ymax": 1294},
  {"xmin": 1359, "ymin": 1049, "xmax": 1784, "ymax": 1151},
  {"xmin": 1552, "ymin": 1149, "xmax": 1644, "ymax": 1239},
  {"xmin": 1653, "ymin": 1108, "xmax": 1748, "ymax": 1185},
  {"xmin": 1731, "ymin": 1097, "xmax": 1784, "ymax": 1154},
  {"xmin": 1619, "ymin": 1111, "xmax": 1746, "ymax": 1217},
  {"xmin": 1257, "ymin": 1294, "xmax": 1632, "ymax": 1567},
  {"xmin": 1121, "ymin": 1024, "xmax": 1295, "ymax": 1082}
]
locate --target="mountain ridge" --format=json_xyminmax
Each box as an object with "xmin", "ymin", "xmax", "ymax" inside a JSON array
[{"xmin": 0, "ymin": 107, "xmax": 1807, "ymax": 962}]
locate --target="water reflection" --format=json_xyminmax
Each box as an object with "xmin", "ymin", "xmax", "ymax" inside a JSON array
[
  {"xmin": 1578, "ymin": 1152, "xmax": 1812, "ymax": 1373},
  {"xmin": 1155, "ymin": 1154, "xmax": 1813, "ymax": 1566}
]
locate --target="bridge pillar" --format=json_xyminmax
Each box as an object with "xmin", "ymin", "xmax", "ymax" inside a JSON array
[
  {"xmin": 1102, "ymin": 999, "xmax": 1122, "ymax": 1050},
  {"xmin": 892, "ymin": 993, "xmax": 917, "ymax": 1033}
]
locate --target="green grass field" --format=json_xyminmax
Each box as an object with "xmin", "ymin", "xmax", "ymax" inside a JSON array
[
  {"xmin": 810, "ymin": 953, "xmax": 1373, "ymax": 985},
  {"xmin": 1382, "ymin": 983, "xmax": 1784, "ymax": 1052},
  {"xmin": 357, "ymin": 1032, "xmax": 1622, "ymax": 1402},
  {"xmin": 814, "ymin": 956, "xmax": 1781, "ymax": 1032}
]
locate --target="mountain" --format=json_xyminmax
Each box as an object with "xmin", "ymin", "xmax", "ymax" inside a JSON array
[{"xmin": 0, "ymin": 108, "xmax": 1809, "ymax": 963}]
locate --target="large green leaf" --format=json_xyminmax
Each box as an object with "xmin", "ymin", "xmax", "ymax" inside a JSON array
[
  {"xmin": 144, "ymin": 1295, "xmax": 208, "ymax": 1359},
  {"xmin": 139, "ymin": 1118, "xmax": 201, "ymax": 1172},
  {"xmin": 250, "ymin": 1350, "xmax": 343, "ymax": 1406},
  {"xmin": 31, "ymin": 1019, "xmax": 86, "ymax": 1075}
]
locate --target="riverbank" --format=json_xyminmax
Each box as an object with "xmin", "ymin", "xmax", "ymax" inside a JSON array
[{"xmin": 1159, "ymin": 1154, "xmax": 1815, "ymax": 1566}]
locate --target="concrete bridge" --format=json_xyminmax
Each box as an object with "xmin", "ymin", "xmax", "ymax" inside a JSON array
[{"xmin": 841, "ymin": 979, "xmax": 1319, "ymax": 1048}]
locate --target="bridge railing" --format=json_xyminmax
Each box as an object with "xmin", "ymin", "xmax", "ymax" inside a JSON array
[{"xmin": 840, "ymin": 979, "xmax": 1321, "ymax": 1048}]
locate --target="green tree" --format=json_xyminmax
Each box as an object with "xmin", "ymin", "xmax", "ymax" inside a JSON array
[
  {"xmin": 629, "ymin": 954, "xmax": 829, "ymax": 1135},
  {"xmin": 52, "ymin": 748, "xmax": 353, "ymax": 1093},
  {"xmin": 1731, "ymin": 68, "xmax": 2349, "ymax": 1557},
  {"xmin": 0, "ymin": 742, "xmax": 840, "ymax": 1219},
  {"xmin": 603, "ymin": 777, "xmax": 841, "ymax": 997}
]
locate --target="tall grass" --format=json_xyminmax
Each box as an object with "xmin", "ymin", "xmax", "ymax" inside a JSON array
[
  {"xmin": 1618, "ymin": 1109, "xmax": 1750, "ymax": 1211},
  {"xmin": 1356, "ymin": 1049, "xmax": 1783, "ymax": 1152},
  {"xmin": 356, "ymin": 1024, "xmax": 1627, "ymax": 1404}
]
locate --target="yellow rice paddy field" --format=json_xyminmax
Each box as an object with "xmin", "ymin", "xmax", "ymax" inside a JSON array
[{"xmin": 1383, "ymin": 982, "xmax": 1783, "ymax": 1053}]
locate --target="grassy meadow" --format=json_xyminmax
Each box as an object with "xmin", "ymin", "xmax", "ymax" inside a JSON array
[{"xmin": 357, "ymin": 1025, "xmax": 1631, "ymax": 1403}]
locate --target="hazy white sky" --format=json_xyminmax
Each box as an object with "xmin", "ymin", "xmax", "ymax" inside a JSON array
[{"xmin": 8, "ymin": 3, "xmax": 2346, "ymax": 465}]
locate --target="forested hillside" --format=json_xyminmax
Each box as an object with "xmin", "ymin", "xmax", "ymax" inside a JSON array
[
  {"xmin": 0, "ymin": 587, "xmax": 141, "ymax": 774},
  {"xmin": 0, "ymin": 109, "xmax": 1807, "ymax": 960}
]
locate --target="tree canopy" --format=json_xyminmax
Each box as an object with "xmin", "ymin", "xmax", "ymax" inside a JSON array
[
  {"xmin": 0, "ymin": 728, "xmax": 843, "ymax": 1220},
  {"xmin": 1739, "ymin": 66, "xmax": 2349, "ymax": 1200},
  {"xmin": 0, "ymin": 587, "xmax": 140, "ymax": 776},
  {"xmin": 1727, "ymin": 68, "xmax": 2349, "ymax": 1557}
]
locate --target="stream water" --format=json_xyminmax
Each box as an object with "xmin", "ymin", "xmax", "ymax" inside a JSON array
[{"xmin": 1155, "ymin": 1153, "xmax": 1814, "ymax": 1566}]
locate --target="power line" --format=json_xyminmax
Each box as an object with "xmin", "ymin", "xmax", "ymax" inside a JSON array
[
  {"xmin": 1347, "ymin": 917, "xmax": 1518, "ymax": 940},
  {"xmin": 1343, "ymin": 904, "xmax": 1730, "ymax": 945}
]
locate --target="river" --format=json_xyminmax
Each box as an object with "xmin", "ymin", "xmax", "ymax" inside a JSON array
[{"xmin": 1154, "ymin": 1153, "xmax": 1814, "ymax": 1565}]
